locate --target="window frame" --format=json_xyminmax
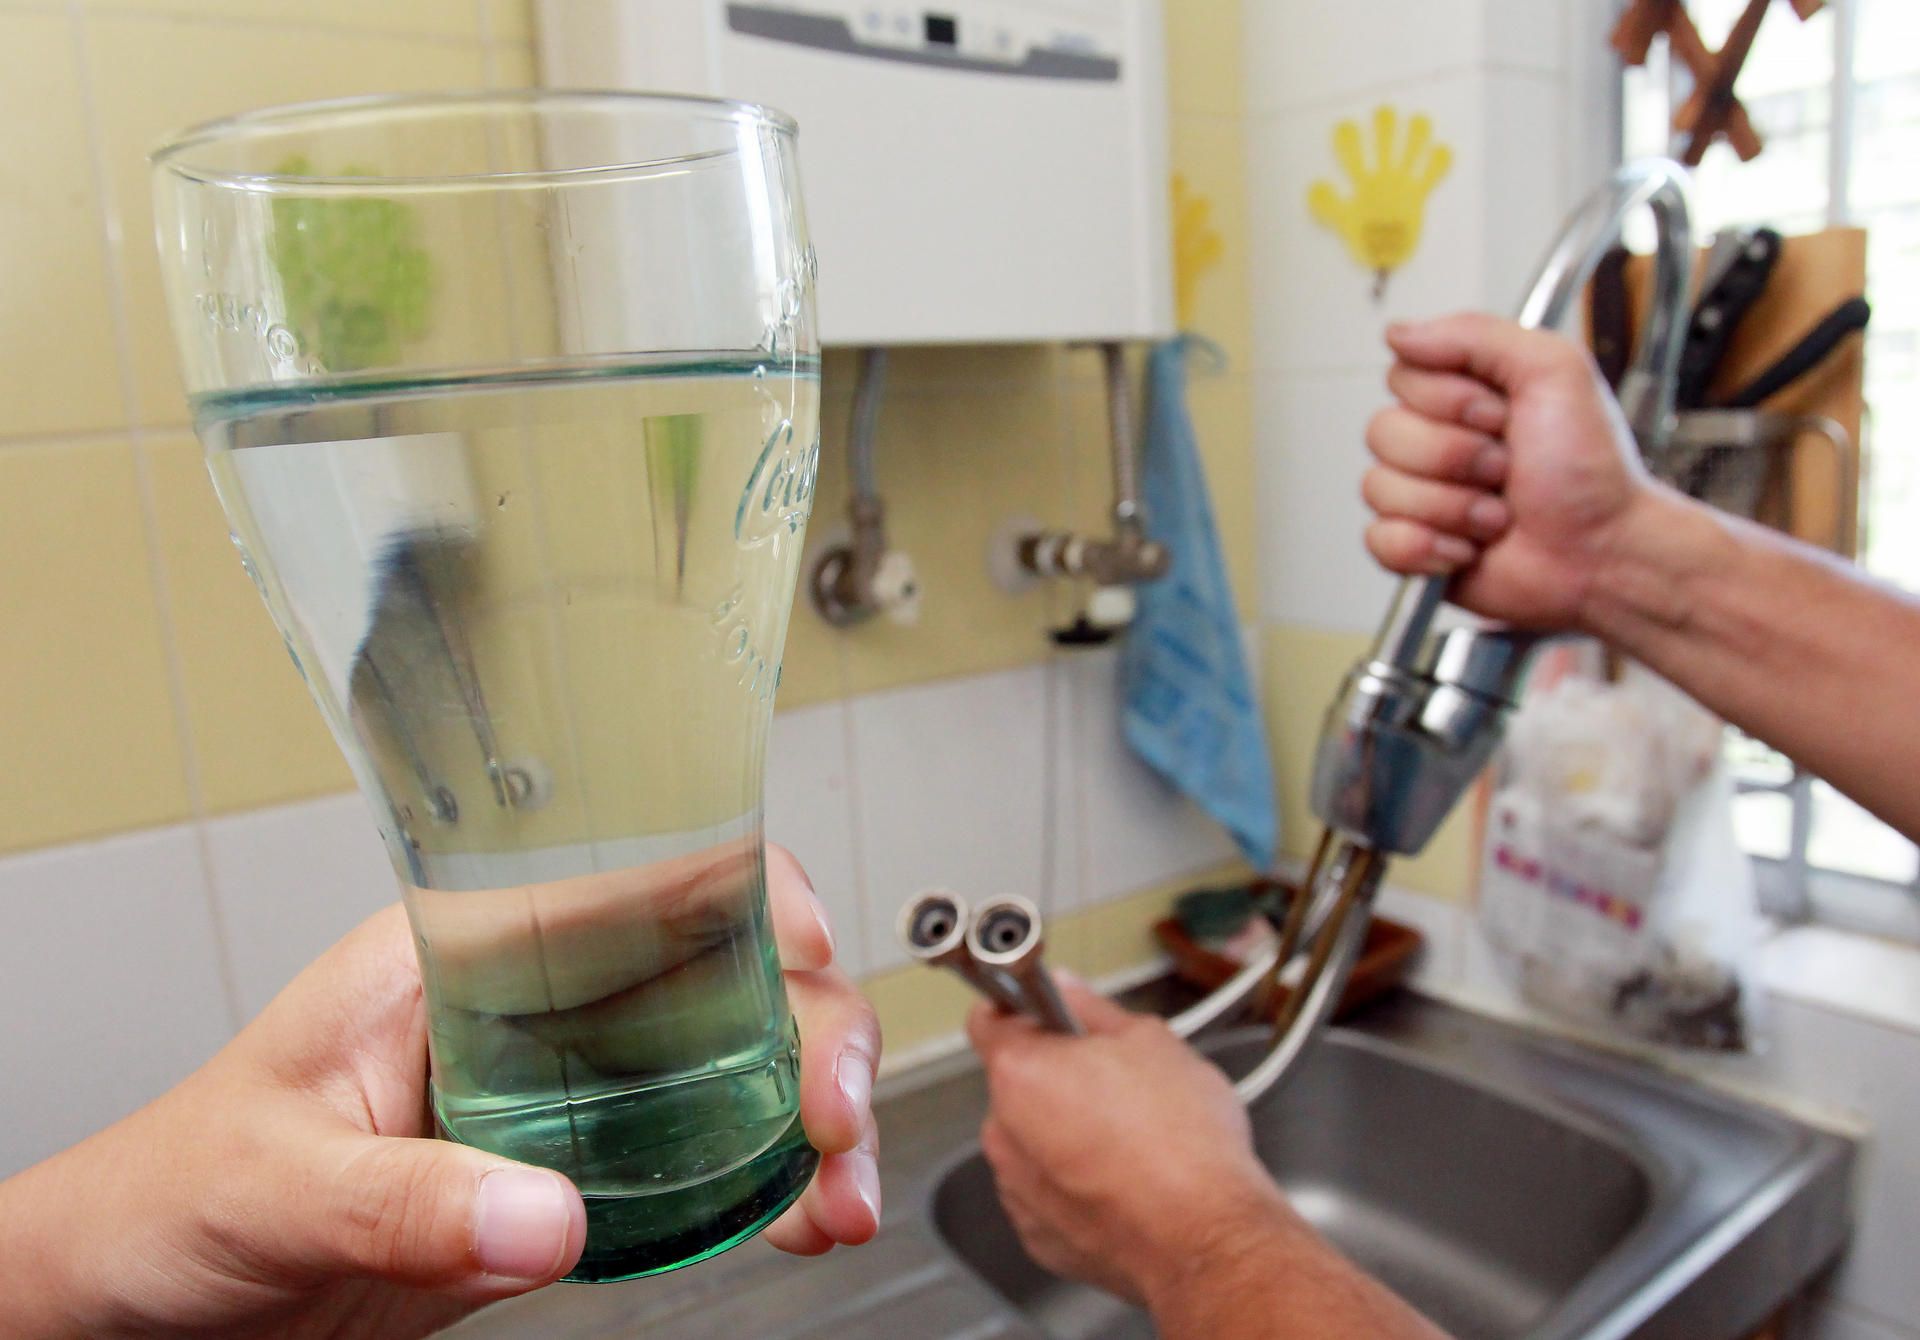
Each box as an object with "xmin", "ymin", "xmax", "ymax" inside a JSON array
[{"xmin": 1611, "ymin": 0, "xmax": 1920, "ymax": 943}]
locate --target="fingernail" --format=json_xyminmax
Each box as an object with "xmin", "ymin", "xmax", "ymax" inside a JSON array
[
  {"xmin": 837, "ymin": 1050, "xmax": 873, "ymax": 1123},
  {"xmin": 853, "ymin": 1149, "xmax": 882, "ymax": 1227},
  {"xmin": 1468, "ymin": 496, "xmax": 1510, "ymax": 537},
  {"xmin": 1473, "ymin": 444, "xmax": 1510, "ymax": 486},
  {"xmin": 1464, "ymin": 395, "xmax": 1506, "ymax": 433},
  {"xmin": 475, "ymin": 1169, "xmax": 570, "ymax": 1280},
  {"xmin": 808, "ymin": 887, "xmax": 836, "ymax": 960},
  {"xmin": 1432, "ymin": 534, "xmax": 1477, "ymax": 567},
  {"xmin": 1385, "ymin": 320, "xmax": 1410, "ymax": 338}
]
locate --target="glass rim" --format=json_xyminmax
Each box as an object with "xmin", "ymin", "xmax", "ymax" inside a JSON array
[{"xmin": 149, "ymin": 88, "xmax": 799, "ymax": 193}]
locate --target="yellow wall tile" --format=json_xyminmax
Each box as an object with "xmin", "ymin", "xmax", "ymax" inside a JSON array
[
  {"xmin": 0, "ymin": 12, "xmax": 126, "ymax": 438},
  {"xmin": 1163, "ymin": 0, "xmax": 1243, "ymax": 119},
  {"xmin": 1169, "ymin": 115, "xmax": 1251, "ymax": 368},
  {"xmin": 836, "ymin": 385, "xmax": 1068, "ymax": 695},
  {"xmin": 1187, "ymin": 370, "xmax": 1259, "ymax": 625},
  {"xmin": 84, "ymin": 14, "xmax": 489, "ymax": 427},
  {"xmin": 483, "ymin": 0, "xmax": 534, "ymax": 45},
  {"xmin": 487, "ymin": 39, "xmax": 538, "ymax": 88},
  {"xmin": 143, "ymin": 434, "xmax": 352, "ymax": 813},
  {"xmin": 90, "ymin": 0, "xmax": 483, "ymax": 39},
  {"xmin": 1261, "ymin": 621, "xmax": 1476, "ymax": 901},
  {"xmin": 878, "ymin": 343, "xmax": 1061, "ymax": 390},
  {"xmin": 1047, "ymin": 859, "xmax": 1248, "ymax": 980},
  {"xmin": 0, "ymin": 440, "xmax": 191, "ymax": 850}
]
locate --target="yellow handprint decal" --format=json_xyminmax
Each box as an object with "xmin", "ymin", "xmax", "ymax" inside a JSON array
[
  {"xmin": 1308, "ymin": 106, "xmax": 1452, "ymax": 300},
  {"xmin": 1171, "ymin": 173, "xmax": 1223, "ymax": 331}
]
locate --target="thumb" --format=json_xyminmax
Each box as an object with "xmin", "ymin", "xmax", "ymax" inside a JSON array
[
  {"xmin": 1386, "ymin": 313, "xmax": 1588, "ymax": 396},
  {"xmin": 306, "ymin": 1135, "xmax": 586, "ymax": 1298}
]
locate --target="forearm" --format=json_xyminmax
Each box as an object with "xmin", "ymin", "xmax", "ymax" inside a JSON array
[
  {"xmin": 1141, "ymin": 1195, "xmax": 1447, "ymax": 1340},
  {"xmin": 1583, "ymin": 482, "xmax": 1920, "ymax": 840},
  {"xmin": 0, "ymin": 1140, "xmax": 122, "ymax": 1339}
]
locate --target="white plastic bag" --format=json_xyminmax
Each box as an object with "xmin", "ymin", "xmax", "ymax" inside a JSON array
[{"xmin": 1478, "ymin": 644, "xmax": 1765, "ymax": 1051}]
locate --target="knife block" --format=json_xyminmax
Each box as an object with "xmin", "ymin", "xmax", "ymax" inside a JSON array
[{"xmin": 1612, "ymin": 226, "xmax": 1866, "ymax": 557}]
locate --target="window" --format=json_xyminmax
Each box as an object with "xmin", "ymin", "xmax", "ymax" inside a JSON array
[{"xmin": 1621, "ymin": 0, "xmax": 1920, "ymax": 940}]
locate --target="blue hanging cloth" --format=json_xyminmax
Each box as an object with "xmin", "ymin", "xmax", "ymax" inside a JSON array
[{"xmin": 1119, "ymin": 336, "xmax": 1278, "ymax": 871}]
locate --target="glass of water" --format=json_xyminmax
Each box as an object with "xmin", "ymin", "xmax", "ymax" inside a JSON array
[{"xmin": 151, "ymin": 91, "xmax": 820, "ymax": 1282}]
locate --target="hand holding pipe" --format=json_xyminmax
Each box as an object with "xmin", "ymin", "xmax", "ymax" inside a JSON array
[
  {"xmin": 898, "ymin": 890, "xmax": 1030, "ymax": 1017},
  {"xmin": 898, "ymin": 890, "xmax": 1081, "ymax": 1033}
]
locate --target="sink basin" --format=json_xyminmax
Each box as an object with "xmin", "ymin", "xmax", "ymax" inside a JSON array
[
  {"xmin": 932, "ymin": 997, "xmax": 1853, "ymax": 1340},
  {"xmin": 444, "ymin": 991, "xmax": 1853, "ymax": 1340}
]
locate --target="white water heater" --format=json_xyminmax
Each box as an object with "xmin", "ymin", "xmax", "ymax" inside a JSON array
[{"xmin": 537, "ymin": 1, "xmax": 1173, "ymax": 346}]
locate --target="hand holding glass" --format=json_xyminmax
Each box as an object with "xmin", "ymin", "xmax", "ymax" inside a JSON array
[{"xmin": 152, "ymin": 91, "xmax": 821, "ymax": 1282}]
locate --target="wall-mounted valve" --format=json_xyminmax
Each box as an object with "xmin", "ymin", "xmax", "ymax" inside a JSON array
[
  {"xmin": 995, "ymin": 342, "xmax": 1170, "ymax": 645},
  {"xmin": 810, "ymin": 348, "xmax": 922, "ymax": 627}
]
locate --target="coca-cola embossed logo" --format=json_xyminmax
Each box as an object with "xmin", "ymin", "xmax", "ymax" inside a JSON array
[{"xmin": 734, "ymin": 416, "xmax": 817, "ymax": 546}]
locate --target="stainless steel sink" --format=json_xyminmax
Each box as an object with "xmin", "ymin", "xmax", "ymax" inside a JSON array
[
  {"xmin": 445, "ymin": 990, "xmax": 1853, "ymax": 1340},
  {"xmin": 933, "ymin": 997, "xmax": 1853, "ymax": 1340}
]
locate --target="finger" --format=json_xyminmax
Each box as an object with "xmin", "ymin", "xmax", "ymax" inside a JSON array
[
  {"xmin": 1365, "ymin": 518, "xmax": 1479, "ymax": 576},
  {"xmin": 765, "ymin": 1113, "xmax": 881, "ymax": 1254},
  {"xmin": 1366, "ymin": 406, "xmax": 1508, "ymax": 488},
  {"xmin": 1050, "ymin": 974, "xmax": 1139, "ymax": 1037},
  {"xmin": 1385, "ymin": 315, "xmax": 1589, "ymax": 393},
  {"xmin": 787, "ymin": 965, "xmax": 880, "ymax": 1155},
  {"xmin": 767, "ymin": 843, "xmax": 834, "ymax": 973},
  {"xmin": 1361, "ymin": 466, "xmax": 1511, "ymax": 542},
  {"xmin": 1385, "ymin": 362, "xmax": 1508, "ymax": 435},
  {"xmin": 290, "ymin": 1132, "xmax": 585, "ymax": 1301},
  {"xmin": 965, "ymin": 994, "xmax": 1041, "ymax": 1060},
  {"xmin": 761, "ymin": 1206, "xmax": 835, "ymax": 1256}
]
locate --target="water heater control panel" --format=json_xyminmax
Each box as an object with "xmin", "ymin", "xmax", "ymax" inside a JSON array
[{"xmin": 539, "ymin": 0, "xmax": 1172, "ymax": 346}]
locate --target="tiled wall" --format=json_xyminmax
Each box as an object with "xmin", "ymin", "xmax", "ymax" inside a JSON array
[
  {"xmin": 0, "ymin": 1, "xmax": 1259, "ymax": 1173},
  {"xmin": 1245, "ymin": 0, "xmax": 1584, "ymax": 901}
]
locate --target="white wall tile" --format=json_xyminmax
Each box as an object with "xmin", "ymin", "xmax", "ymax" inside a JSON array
[
  {"xmin": 1247, "ymin": 77, "xmax": 1491, "ymax": 377},
  {"xmin": 1481, "ymin": 0, "xmax": 1565, "ymax": 75},
  {"xmin": 1243, "ymin": 0, "xmax": 1483, "ymax": 117},
  {"xmin": 1482, "ymin": 72, "xmax": 1574, "ymax": 313},
  {"xmin": 849, "ymin": 667, "xmax": 1049, "ymax": 973},
  {"xmin": 1042, "ymin": 650, "xmax": 1082, "ymax": 923},
  {"xmin": 1057, "ymin": 646, "xmax": 1238, "ymax": 912},
  {"xmin": 0, "ymin": 826, "xmax": 233, "ymax": 1177},
  {"xmin": 204, "ymin": 793, "xmax": 398, "ymax": 1020},
  {"xmin": 1253, "ymin": 368, "xmax": 1401, "ymax": 634},
  {"xmin": 765, "ymin": 700, "xmax": 865, "ymax": 976}
]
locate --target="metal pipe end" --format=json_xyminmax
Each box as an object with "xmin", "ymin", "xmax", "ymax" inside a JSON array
[
  {"xmin": 967, "ymin": 894, "xmax": 1042, "ymax": 967},
  {"xmin": 899, "ymin": 889, "xmax": 970, "ymax": 961}
]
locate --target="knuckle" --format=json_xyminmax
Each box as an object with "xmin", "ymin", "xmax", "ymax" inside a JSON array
[
  {"xmin": 1359, "ymin": 466, "xmax": 1387, "ymax": 508},
  {"xmin": 1437, "ymin": 426, "xmax": 1485, "ymax": 476},
  {"xmin": 335, "ymin": 1144, "xmax": 458, "ymax": 1279},
  {"xmin": 1363, "ymin": 407, "xmax": 1398, "ymax": 455}
]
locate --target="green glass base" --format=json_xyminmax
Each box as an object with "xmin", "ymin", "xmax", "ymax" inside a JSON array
[{"xmin": 562, "ymin": 1107, "xmax": 819, "ymax": 1283}]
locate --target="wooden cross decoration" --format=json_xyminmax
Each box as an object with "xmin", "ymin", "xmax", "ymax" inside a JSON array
[{"xmin": 1612, "ymin": 0, "xmax": 1826, "ymax": 166}]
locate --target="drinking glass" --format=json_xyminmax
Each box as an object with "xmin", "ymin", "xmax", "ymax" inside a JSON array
[{"xmin": 152, "ymin": 90, "xmax": 821, "ymax": 1282}]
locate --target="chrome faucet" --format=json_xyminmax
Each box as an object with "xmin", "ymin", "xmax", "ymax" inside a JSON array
[
  {"xmin": 899, "ymin": 162, "xmax": 1694, "ymax": 1108},
  {"xmin": 1310, "ymin": 158, "xmax": 1692, "ymax": 860},
  {"xmin": 1169, "ymin": 160, "xmax": 1695, "ymax": 1105}
]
